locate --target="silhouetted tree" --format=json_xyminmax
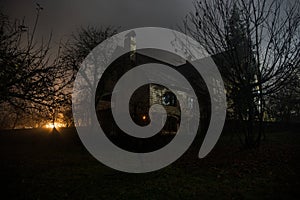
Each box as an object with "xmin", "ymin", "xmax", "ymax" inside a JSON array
[
  {"xmin": 184, "ymin": 0, "xmax": 300, "ymax": 147},
  {"xmin": 0, "ymin": 6, "xmax": 71, "ymax": 129},
  {"xmin": 61, "ymin": 26, "xmax": 118, "ymax": 74},
  {"xmin": 60, "ymin": 26, "xmax": 118, "ymax": 126}
]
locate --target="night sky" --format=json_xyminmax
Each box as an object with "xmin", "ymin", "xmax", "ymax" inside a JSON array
[
  {"xmin": 1, "ymin": 0, "xmax": 194, "ymax": 45},
  {"xmin": 0, "ymin": 0, "xmax": 296, "ymax": 57}
]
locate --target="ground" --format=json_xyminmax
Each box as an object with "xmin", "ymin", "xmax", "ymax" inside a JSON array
[{"xmin": 0, "ymin": 128, "xmax": 299, "ymax": 199}]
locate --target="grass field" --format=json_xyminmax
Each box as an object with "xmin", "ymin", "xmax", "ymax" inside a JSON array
[{"xmin": 0, "ymin": 128, "xmax": 299, "ymax": 200}]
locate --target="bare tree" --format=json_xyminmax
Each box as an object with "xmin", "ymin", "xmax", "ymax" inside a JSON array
[
  {"xmin": 61, "ymin": 26, "xmax": 118, "ymax": 74},
  {"xmin": 60, "ymin": 26, "xmax": 118, "ymax": 126},
  {"xmin": 183, "ymin": 0, "xmax": 300, "ymax": 147},
  {"xmin": 0, "ymin": 6, "xmax": 71, "ymax": 129}
]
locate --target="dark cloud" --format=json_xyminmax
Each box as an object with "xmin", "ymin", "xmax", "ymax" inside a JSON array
[
  {"xmin": 1, "ymin": 0, "xmax": 295, "ymax": 49},
  {"xmin": 1, "ymin": 0, "xmax": 194, "ymax": 43}
]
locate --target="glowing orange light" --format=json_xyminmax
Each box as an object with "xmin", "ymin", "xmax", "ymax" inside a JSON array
[
  {"xmin": 45, "ymin": 123, "xmax": 55, "ymax": 129},
  {"xmin": 142, "ymin": 115, "xmax": 147, "ymax": 121},
  {"xmin": 44, "ymin": 122, "xmax": 65, "ymax": 129}
]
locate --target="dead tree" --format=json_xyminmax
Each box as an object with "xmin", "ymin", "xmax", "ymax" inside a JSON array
[
  {"xmin": 183, "ymin": 0, "xmax": 300, "ymax": 147},
  {"xmin": 0, "ymin": 6, "xmax": 72, "ymax": 129}
]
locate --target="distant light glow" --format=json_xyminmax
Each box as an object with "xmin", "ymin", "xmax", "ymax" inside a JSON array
[
  {"xmin": 44, "ymin": 122, "xmax": 65, "ymax": 129},
  {"xmin": 45, "ymin": 124, "xmax": 55, "ymax": 129}
]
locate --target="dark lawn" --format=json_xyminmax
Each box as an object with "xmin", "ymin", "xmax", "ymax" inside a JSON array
[{"xmin": 0, "ymin": 128, "xmax": 299, "ymax": 200}]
